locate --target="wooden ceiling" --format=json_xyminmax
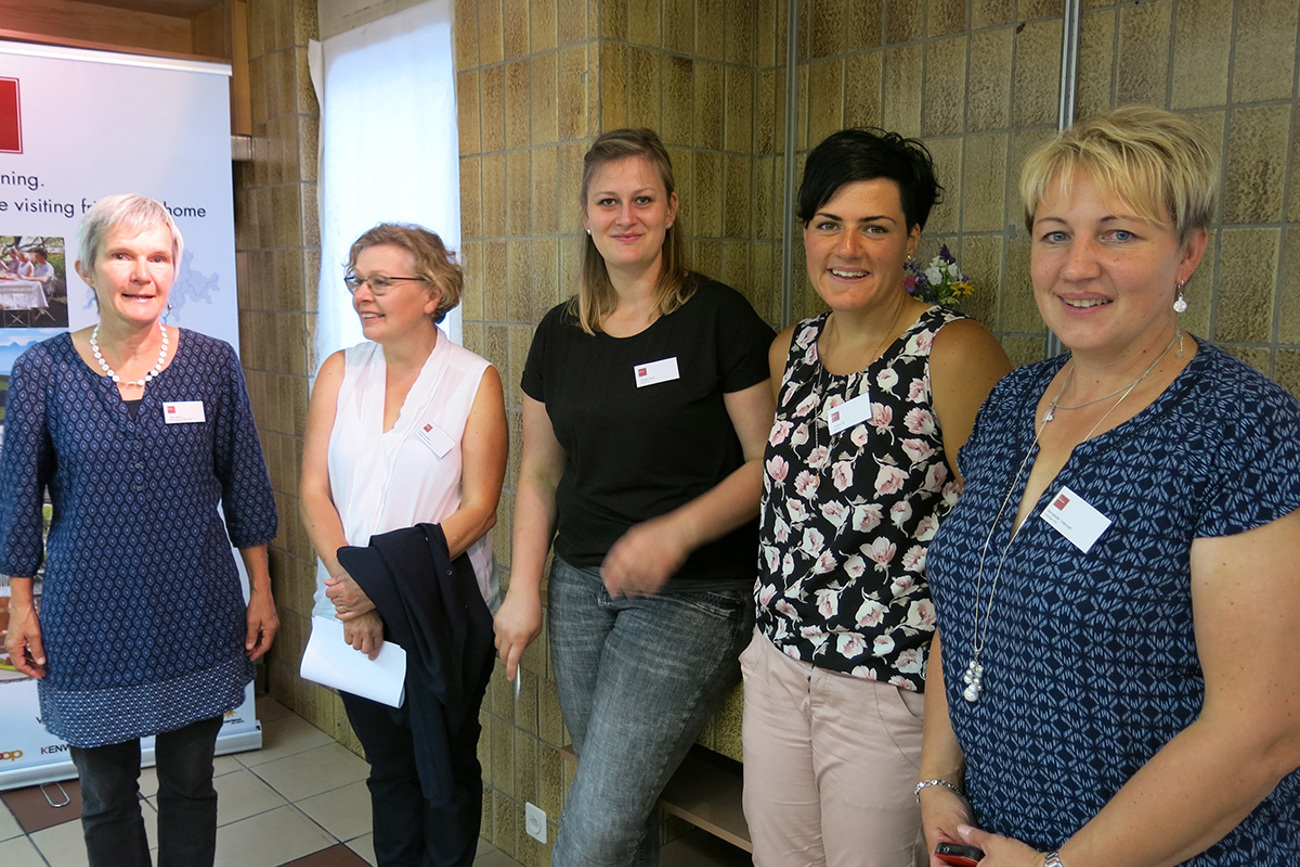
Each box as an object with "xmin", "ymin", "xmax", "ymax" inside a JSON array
[{"xmin": 78, "ymin": 0, "xmax": 223, "ymax": 17}]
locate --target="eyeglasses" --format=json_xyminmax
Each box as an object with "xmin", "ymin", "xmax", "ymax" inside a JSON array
[{"xmin": 343, "ymin": 272, "xmax": 426, "ymax": 295}]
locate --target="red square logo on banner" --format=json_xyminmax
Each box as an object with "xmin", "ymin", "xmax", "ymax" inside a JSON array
[{"xmin": 0, "ymin": 78, "xmax": 20, "ymax": 154}]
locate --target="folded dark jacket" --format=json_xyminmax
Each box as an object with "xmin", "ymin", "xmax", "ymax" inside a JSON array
[{"xmin": 336, "ymin": 522, "xmax": 494, "ymax": 802}]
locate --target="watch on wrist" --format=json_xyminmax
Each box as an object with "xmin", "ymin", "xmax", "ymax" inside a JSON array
[{"xmin": 1043, "ymin": 851, "xmax": 1065, "ymax": 867}]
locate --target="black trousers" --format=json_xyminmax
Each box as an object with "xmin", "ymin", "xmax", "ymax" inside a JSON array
[
  {"xmin": 342, "ymin": 680, "xmax": 489, "ymax": 867},
  {"xmin": 69, "ymin": 715, "xmax": 224, "ymax": 867}
]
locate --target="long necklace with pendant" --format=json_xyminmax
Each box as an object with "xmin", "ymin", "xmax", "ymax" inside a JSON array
[{"xmin": 961, "ymin": 330, "xmax": 1180, "ymax": 702}]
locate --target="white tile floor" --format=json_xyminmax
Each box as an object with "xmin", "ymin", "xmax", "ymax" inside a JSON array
[{"xmin": 0, "ymin": 696, "xmax": 524, "ymax": 867}]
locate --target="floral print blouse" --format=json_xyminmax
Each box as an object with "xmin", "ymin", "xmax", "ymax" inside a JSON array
[{"xmin": 756, "ymin": 307, "xmax": 964, "ymax": 691}]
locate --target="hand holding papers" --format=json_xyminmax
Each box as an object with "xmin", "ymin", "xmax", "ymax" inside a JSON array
[{"xmin": 299, "ymin": 615, "xmax": 407, "ymax": 708}]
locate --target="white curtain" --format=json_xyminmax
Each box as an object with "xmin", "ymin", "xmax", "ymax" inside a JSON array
[{"xmin": 309, "ymin": 0, "xmax": 461, "ymax": 370}]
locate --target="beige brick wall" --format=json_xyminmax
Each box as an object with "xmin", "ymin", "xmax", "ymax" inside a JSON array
[
  {"xmin": 236, "ymin": 0, "xmax": 367, "ymax": 759},
  {"xmin": 455, "ymin": 0, "xmax": 780, "ymax": 859},
  {"xmin": 237, "ymin": 2, "xmax": 1300, "ymax": 866},
  {"xmin": 786, "ymin": 2, "xmax": 1066, "ymax": 366},
  {"xmin": 1081, "ymin": 0, "xmax": 1300, "ymax": 395}
]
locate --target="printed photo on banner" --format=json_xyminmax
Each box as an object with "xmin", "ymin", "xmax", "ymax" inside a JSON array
[{"xmin": 0, "ymin": 235, "xmax": 66, "ymax": 328}]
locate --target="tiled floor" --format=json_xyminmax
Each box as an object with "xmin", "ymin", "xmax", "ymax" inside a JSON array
[{"xmin": 0, "ymin": 696, "xmax": 525, "ymax": 867}]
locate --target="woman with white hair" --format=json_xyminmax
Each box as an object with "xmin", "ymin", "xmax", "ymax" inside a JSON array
[{"xmin": 0, "ymin": 193, "xmax": 278, "ymax": 867}]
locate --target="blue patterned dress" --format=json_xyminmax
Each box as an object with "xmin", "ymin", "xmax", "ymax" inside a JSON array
[
  {"xmin": 928, "ymin": 340, "xmax": 1300, "ymax": 863},
  {"xmin": 0, "ymin": 330, "xmax": 277, "ymax": 747}
]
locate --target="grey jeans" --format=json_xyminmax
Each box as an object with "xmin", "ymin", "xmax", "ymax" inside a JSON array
[{"xmin": 547, "ymin": 557, "xmax": 753, "ymax": 867}]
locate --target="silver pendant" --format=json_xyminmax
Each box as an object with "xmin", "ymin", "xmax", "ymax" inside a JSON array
[{"xmin": 962, "ymin": 659, "xmax": 984, "ymax": 702}]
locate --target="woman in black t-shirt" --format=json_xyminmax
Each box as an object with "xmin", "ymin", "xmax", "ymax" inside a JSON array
[{"xmin": 493, "ymin": 128, "xmax": 775, "ymax": 866}]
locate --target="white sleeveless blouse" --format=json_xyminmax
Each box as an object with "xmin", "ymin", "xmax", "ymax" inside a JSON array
[{"xmin": 312, "ymin": 332, "xmax": 498, "ymax": 618}]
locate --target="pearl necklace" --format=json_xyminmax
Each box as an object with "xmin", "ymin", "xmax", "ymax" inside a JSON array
[
  {"xmin": 90, "ymin": 321, "xmax": 169, "ymax": 387},
  {"xmin": 961, "ymin": 329, "xmax": 1180, "ymax": 702}
]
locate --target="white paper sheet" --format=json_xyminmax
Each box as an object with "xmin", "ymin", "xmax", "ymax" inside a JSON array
[{"xmin": 299, "ymin": 615, "xmax": 407, "ymax": 708}]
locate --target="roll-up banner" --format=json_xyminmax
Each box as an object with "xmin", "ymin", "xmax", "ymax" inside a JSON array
[{"xmin": 0, "ymin": 41, "xmax": 258, "ymax": 791}]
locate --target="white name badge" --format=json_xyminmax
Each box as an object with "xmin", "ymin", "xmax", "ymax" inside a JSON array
[
  {"xmin": 1040, "ymin": 485, "xmax": 1112, "ymax": 553},
  {"xmin": 634, "ymin": 357, "xmax": 680, "ymax": 388},
  {"xmin": 826, "ymin": 391, "xmax": 873, "ymax": 435},
  {"xmin": 163, "ymin": 401, "xmax": 205, "ymax": 424},
  {"xmin": 416, "ymin": 420, "xmax": 456, "ymax": 458}
]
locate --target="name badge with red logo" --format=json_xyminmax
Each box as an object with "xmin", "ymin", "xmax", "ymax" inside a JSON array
[
  {"xmin": 826, "ymin": 391, "xmax": 872, "ymax": 436},
  {"xmin": 163, "ymin": 400, "xmax": 205, "ymax": 424},
  {"xmin": 415, "ymin": 420, "xmax": 455, "ymax": 458},
  {"xmin": 1040, "ymin": 485, "xmax": 1111, "ymax": 552},
  {"xmin": 633, "ymin": 357, "xmax": 679, "ymax": 388}
]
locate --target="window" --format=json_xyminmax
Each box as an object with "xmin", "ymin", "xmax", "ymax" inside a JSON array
[{"xmin": 310, "ymin": 0, "xmax": 461, "ymax": 364}]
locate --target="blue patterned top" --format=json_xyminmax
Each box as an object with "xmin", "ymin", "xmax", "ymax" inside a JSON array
[
  {"xmin": 928, "ymin": 340, "xmax": 1300, "ymax": 863},
  {"xmin": 0, "ymin": 330, "xmax": 277, "ymax": 747}
]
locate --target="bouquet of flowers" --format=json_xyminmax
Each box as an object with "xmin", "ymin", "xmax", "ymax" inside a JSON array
[{"xmin": 904, "ymin": 244, "xmax": 973, "ymax": 308}]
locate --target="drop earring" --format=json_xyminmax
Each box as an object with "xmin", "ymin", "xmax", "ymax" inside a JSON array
[{"xmin": 1173, "ymin": 281, "xmax": 1188, "ymax": 314}]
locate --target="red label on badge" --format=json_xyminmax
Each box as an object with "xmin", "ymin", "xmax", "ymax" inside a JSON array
[
  {"xmin": 0, "ymin": 78, "xmax": 21, "ymax": 154},
  {"xmin": 1053, "ymin": 493, "xmax": 1070, "ymax": 509}
]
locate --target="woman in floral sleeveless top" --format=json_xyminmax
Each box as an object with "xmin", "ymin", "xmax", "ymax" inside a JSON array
[{"xmin": 741, "ymin": 128, "xmax": 1010, "ymax": 867}]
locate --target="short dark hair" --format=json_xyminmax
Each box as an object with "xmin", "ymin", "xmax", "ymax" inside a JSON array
[{"xmin": 797, "ymin": 128, "xmax": 943, "ymax": 231}]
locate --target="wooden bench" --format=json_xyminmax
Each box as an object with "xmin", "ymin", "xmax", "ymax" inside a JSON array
[{"xmin": 561, "ymin": 743, "xmax": 750, "ymax": 864}]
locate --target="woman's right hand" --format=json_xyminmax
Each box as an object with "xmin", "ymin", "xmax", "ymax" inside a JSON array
[
  {"xmin": 921, "ymin": 786, "xmax": 977, "ymax": 867},
  {"xmin": 343, "ymin": 610, "xmax": 385, "ymax": 660},
  {"xmin": 325, "ymin": 570, "xmax": 376, "ymax": 620},
  {"xmin": 4, "ymin": 601, "xmax": 46, "ymax": 679},
  {"xmin": 493, "ymin": 585, "xmax": 542, "ymax": 681}
]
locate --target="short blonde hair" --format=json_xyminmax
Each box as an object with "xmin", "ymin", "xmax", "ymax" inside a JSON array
[
  {"xmin": 576, "ymin": 128, "xmax": 691, "ymax": 335},
  {"xmin": 347, "ymin": 223, "xmax": 463, "ymax": 324},
  {"xmin": 1020, "ymin": 106, "xmax": 1219, "ymax": 244}
]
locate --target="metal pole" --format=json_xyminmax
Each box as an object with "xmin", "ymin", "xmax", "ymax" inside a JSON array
[
  {"xmin": 1045, "ymin": 0, "xmax": 1082, "ymax": 358},
  {"xmin": 779, "ymin": 0, "xmax": 800, "ymax": 328}
]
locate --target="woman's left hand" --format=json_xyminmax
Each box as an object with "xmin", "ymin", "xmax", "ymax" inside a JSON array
[
  {"xmin": 244, "ymin": 587, "xmax": 279, "ymax": 662},
  {"xmin": 601, "ymin": 514, "xmax": 690, "ymax": 597},
  {"xmin": 344, "ymin": 611, "xmax": 385, "ymax": 660},
  {"xmin": 325, "ymin": 570, "xmax": 375, "ymax": 619},
  {"xmin": 952, "ymin": 825, "xmax": 1047, "ymax": 867}
]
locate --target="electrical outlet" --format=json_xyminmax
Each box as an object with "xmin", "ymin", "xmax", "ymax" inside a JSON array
[{"xmin": 525, "ymin": 802, "xmax": 547, "ymax": 844}]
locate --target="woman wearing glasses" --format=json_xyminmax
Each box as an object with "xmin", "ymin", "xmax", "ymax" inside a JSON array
[{"xmin": 299, "ymin": 223, "xmax": 508, "ymax": 867}]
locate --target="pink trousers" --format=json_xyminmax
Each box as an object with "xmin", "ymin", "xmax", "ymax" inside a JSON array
[{"xmin": 741, "ymin": 629, "xmax": 927, "ymax": 867}]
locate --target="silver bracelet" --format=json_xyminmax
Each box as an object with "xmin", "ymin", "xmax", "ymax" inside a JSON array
[
  {"xmin": 914, "ymin": 778, "xmax": 962, "ymax": 804},
  {"xmin": 1044, "ymin": 851, "xmax": 1065, "ymax": 867}
]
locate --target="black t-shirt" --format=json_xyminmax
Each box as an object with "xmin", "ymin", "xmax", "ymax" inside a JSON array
[{"xmin": 521, "ymin": 275, "xmax": 775, "ymax": 587}]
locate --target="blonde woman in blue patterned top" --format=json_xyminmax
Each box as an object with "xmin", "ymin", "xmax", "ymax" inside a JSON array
[
  {"xmin": 0, "ymin": 194, "xmax": 277, "ymax": 867},
  {"xmin": 921, "ymin": 107, "xmax": 1300, "ymax": 867},
  {"xmin": 743, "ymin": 129, "xmax": 1010, "ymax": 867}
]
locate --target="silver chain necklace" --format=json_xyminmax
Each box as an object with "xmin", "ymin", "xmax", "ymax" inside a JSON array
[
  {"xmin": 90, "ymin": 321, "xmax": 169, "ymax": 387},
  {"xmin": 962, "ymin": 329, "xmax": 1180, "ymax": 702}
]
